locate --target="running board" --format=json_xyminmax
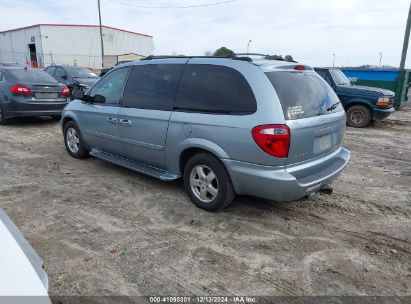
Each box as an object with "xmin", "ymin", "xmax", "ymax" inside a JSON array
[{"xmin": 90, "ymin": 150, "xmax": 179, "ymax": 181}]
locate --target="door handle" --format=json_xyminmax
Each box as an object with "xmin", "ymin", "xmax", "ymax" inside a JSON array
[
  {"xmin": 119, "ymin": 119, "xmax": 132, "ymax": 127},
  {"xmin": 106, "ymin": 117, "xmax": 117, "ymax": 124}
]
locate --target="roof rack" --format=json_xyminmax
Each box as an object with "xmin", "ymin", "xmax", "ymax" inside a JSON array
[
  {"xmin": 141, "ymin": 54, "xmax": 298, "ymax": 63},
  {"xmin": 141, "ymin": 55, "xmax": 252, "ymax": 62},
  {"xmin": 236, "ymin": 53, "xmax": 286, "ymax": 61},
  {"xmin": 235, "ymin": 53, "xmax": 268, "ymax": 57}
]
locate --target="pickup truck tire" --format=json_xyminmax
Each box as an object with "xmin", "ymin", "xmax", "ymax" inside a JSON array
[
  {"xmin": 184, "ymin": 153, "xmax": 235, "ymax": 212},
  {"xmin": 347, "ymin": 105, "xmax": 372, "ymax": 128}
]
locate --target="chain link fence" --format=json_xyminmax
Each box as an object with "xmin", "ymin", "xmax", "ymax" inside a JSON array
[{"xmin": 0, "ymin": 51, "xmax": 101, "ymax": 70}]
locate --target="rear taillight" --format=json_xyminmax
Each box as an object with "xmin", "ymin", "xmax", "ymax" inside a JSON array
[
  {"xmin": 252, "ymin": 125, "xmax": 290, "ymax": 158},
  {"xmin": 10, "ymin": 84, "xmax": 31, "ymax": 95},
  {"xmin": 60, "ymin": 86, "xmax": 70, "ymax": 96},
  {"xmin": 294, "ymin": 65, "xmax": 306, "ymax": 70}
]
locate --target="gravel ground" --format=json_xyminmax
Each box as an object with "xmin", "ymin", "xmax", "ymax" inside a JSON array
[{"xmin": 0, "ymin": 108, "xmax": 410, "ymax": 297}]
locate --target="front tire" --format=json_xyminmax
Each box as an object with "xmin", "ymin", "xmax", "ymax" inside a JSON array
[
  {"xmin": 183, "ymin": 153, "xmax": 235, "ymax": 211},
  {"xmin": 63, "ymin": 121, "xmax": 89, "ymax": 159},
  {"xmin": 346, "ymin": 105, "xmax": 372, "ymax": 128}
]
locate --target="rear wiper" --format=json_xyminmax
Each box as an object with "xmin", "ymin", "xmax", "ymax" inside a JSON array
[{"xmin": 326, "ymin": 102, "xmax": 341, "ymax": 112}]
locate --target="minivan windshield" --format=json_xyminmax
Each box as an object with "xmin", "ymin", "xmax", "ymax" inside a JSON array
[
  {"xmin": 65, "ymin": 67, "xmax": 98, "ymax": 79},
  {"xmin": 265, "ymin": 71, "xmax": 343, "ymax": 120},
  {"xmin": 329, "ymin": 69, "xmax": 351, "ymax": 85}
]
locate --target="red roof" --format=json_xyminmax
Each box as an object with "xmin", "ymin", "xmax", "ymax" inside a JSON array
[{"xmin": 0, "ymin": 24, "xmax": 152, "ymax": 38}]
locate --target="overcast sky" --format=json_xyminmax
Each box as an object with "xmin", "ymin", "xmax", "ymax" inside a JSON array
[{"xmin": 1, "ymin": 0, "xmax": 410, "ymax": 68}]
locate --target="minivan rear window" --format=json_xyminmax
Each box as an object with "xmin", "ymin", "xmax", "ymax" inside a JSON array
[
  {"xmin": 265, "ymin": 71, "xmax": 343, "ymax": 120},
  {"xmin": 9, "ymin": 69, "xmax": 58, "ymax": 84}
]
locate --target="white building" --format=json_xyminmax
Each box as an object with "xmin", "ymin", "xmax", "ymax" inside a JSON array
[{"xmin": 0, "ymin": 24, "xmax": 154, "ymax": 70}]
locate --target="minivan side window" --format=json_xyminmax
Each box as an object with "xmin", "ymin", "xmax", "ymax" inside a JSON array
[
  {"xmin": 174, "ymin": 64, "xmax": 257, "ymax": 114},
  {"xmin": 122, "ymin": 64, "xmax": 185, "ymax": 111},
  {"xmin": 88, "ymin": 67, "xmax": 129, "ymax": 105}
]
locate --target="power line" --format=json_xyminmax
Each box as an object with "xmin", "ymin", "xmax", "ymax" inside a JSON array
[{"xmin": 106, "ymin": 0, "xmax": 238, "ymax": 9}]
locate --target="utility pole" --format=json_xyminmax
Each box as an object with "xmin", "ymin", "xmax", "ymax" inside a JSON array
[
  {"xmin": 400, "ymin": 2, "xmax": 411, "ymax": 69},
  {"xmin": 97, "ymin": 0, "xmax": 105, "ymax": 68},
  {"xmin": 332, "ymin": 53, "xmax": 336, "ymax": 67},
  {"xmin": 247, "ymin": 40, "xmax": 252, "ymax": 53},
  {"xmin": 379, "ymin": 52, "xmax": 382, "ymax": 68}
]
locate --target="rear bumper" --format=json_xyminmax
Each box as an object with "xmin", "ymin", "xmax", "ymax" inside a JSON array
[
  {"xmin": 222, "ymin": 147, "xmax": 350, "ymax": 202},
  {"xmin": 372, "ymin": 107, "xmax": 394, "ymax": 120},
  {"xmin": 6, "ymin": 110, "xmax": 64, "ymax": 118},
  {"xmin": 3, "ymin": 101, "xmax": 68, "ymax": 118}
]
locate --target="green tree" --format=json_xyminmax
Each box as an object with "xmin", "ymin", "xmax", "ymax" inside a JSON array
[
  {"xmin": 213, "ymin": 47, "xmax": 235, "ymax": 57},
  {"xmin": 284, "ymin": 55, "xmax": 294, "ymax": 62}
]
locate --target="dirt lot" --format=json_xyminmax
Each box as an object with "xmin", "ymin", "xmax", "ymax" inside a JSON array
[{"xmin": 0, "ymin": 108, "xmax": 410, "ymax": 298}]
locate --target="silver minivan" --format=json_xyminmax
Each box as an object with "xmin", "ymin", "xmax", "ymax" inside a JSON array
[{"xmin": 61, "ymin": 56, "xmax": 350, "ymax": 211}]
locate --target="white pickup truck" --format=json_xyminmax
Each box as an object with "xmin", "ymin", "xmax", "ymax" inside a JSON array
[{"xmin": 0, "ymin": 208, "xmax": 51, "ymax": 304}]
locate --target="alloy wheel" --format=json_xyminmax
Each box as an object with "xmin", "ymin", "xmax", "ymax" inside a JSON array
[
  {"xmin": 66, "ymin": 127, "xmax": 80, "ymax": 154},
  {"xmin": 189, "ymin": 165, "xmax": 219, "ymax": 203}
]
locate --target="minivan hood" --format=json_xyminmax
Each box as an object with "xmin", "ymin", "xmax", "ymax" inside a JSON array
[{"xmin": 337, "ymin": 84, "xmax": 394, "ymax": 97}]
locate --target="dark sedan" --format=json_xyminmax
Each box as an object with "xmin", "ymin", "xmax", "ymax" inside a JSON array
[
  {"xmin": 100, "ymin": 60, "xmax": 131, "ymax": 77},
  {"xmin": 44, "ymin": 65, "xmax": 99, "ymax": 94},
  {"xmin": 0, "ymin": 67, "xmax": 70, "ymax": 124}
]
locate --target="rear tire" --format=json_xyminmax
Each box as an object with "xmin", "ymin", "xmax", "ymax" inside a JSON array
[
  {"xmin": 63, "ymin": 121, "xmax": 89, "ymax": 159},
  {"xmin": 183, "ymin": 153, "xmax": 235, "ymax": 211},
  {"xmin": 346, "ymin": 105, "xmax": 372, "ymax": 128},
  {"xmin": 0, "ymin": 107, "xmax": 9, "ymax": 125}
]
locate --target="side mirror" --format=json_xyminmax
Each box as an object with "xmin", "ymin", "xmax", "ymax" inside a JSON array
[
  {"xmin": 72, "ymin": 88, "xmax": 84, "ymax": 100},
  {"xmin": 62, "ymin": 75, "xmax": 68, "ymax": 80},
  {"xmin": 93, "ymin": 94, "xmax": 106, "ymax": 104}
]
